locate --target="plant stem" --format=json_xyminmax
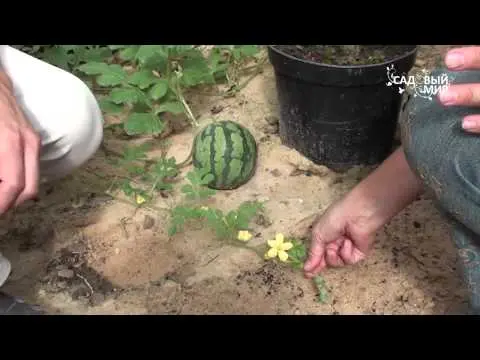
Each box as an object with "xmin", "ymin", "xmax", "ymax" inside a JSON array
[
  {"xmin": 104, "ymin": 189, "xmax": 171, "ymax": 213},
  {"xmin": 178, "ymin": 92, "xmax": 199, "ymax": 127}
]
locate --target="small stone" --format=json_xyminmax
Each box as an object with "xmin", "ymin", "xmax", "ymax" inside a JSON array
[
  {"xmin": 114, "ymin": 248, "xmax": 120, "ymax": 255},
  {"xmin": 210, "ymin": 105, "xmax": 224, "ymax": 114},
  {"xmin": 255, "ymin": 214, "xmax": 273, "ymax": 228},
  {"xmin": 57, "ymin": 269, "xmax": 74, "ymax": 279},
  {"xmin": 265, "ymin": 115, "xmax": 279, "ymax": 126},
  {"xmin": 143, "ymin": 215, "xmax": 155, "ymax": 230},
  {"xmin": 271, "ymin": 169, "xmax": 281, "ymax": 177}
]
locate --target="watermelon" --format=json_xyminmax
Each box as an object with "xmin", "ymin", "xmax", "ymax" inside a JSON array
[{"xmin": 192, "ymin": 120, "xmax": 257, "ymax": 190}]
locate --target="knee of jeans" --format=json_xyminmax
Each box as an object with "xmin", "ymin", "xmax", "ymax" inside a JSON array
[
  {"xmin": 40, "ymin": 76, "xmax": 104, "ymax": 182},
  {"xmin": 399, "ymin": 103, "xmax": 434, "ymax": 179}
]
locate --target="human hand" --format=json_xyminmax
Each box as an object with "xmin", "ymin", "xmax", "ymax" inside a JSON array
[
  {"xmin": 303, "ymin": 196, "xmax": 376, "ymax": 278},
  {"xmin": 0, "ymin": 73, "xmax": 41, "ymax": 215},
  {"xmin": 438, "ymin": 46, "xmax": 480, "ymax": 133}
]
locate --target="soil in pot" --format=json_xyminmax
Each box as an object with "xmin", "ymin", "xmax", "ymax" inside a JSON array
[{"xmin": 275, "ymin": 45, "xmax": 412, "ymax": 66}]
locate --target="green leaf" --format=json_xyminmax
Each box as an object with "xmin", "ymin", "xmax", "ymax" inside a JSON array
[
  {"xmin": 78, "ymin": 62, "xmax": 127, "ymax": 86},
  {"xmin": 119, "ymin": 46, "xmax": 139, "ymax": 61},
  {"xmin": 41, "ymin": 46, "xmax": 71, "ymax": 70},
  {"xmin": 234, "ymin": 201, "xmax": 264, "ymax": 229},
  {"xmin": 109, "ymin": 87, "xmax": 144, "ymax": 105},
  {"xmin": 124, "ymin": 112, "xmax": 164, "ymax": 136},
  {"xmin": 200, "ymin": 173, "xmax": 214, "ymax": 185},
  {"xmin": 77, "ymin": 61, "xmax": 110, "ymax": 75},
  {"xmin": 96, "ymin": 64, "xmax": 128, "ymax": 87},
  {"xmin": 152, "ymin": 157, "xmax": 179, "ymax": 178},
  {"xmin": 236, "ymin": 45, "xmax": 260, "ymax": 57},
  {"xmin": 99, "ymin": 99, "xmax": 124, "ymax": 114},
  {"xmin": 166, "ymin": 45, "xmax": 194, "ymax": 57},
  {"xmin": 121, "ymin": 180, "xmax": 135, "ymax": 196},
  {"xmin": 82, "ymin": 47, "xmax": 113, "ymax": 63},
  {"xmin": 149, "ymin": 79, "xmax": 169, "ymax": 100},
  {"xmin": 155, "ymin": 101, "xmax": 184, "ymax": 115},
  {"xmin": 181, "ymin": 184, "xmax": 193, "ymax": 193},
  {"xmin": 128, "ymin": 70, "xmax": 157, "ymax": 89},
  {"xmin": 135, "ymin": 45, "xmax": 167, "ymax": 64},
  {"xmin": 180, "ymin": 56, "xmax": 214, "ymax": 87},
  {"xmin": 121, "ymin": 143, "xmax": 150, "ymax": 162}
]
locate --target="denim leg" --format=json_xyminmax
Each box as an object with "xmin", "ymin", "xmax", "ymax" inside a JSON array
[{"xmin": 400, "ymin": 68, "xmax": 480, "ymax": 313}]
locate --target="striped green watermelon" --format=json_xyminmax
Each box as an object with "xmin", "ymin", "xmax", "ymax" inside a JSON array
[{"xmin": 192, "ymin": 120, "xmax": 257, "ymax": 190}]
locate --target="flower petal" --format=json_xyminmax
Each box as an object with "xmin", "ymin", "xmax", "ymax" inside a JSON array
[
  {"xmin": 267, "ymin": 239, "xmax": 278, "ymax": 248},
  {"xmin": 136, "ymin": 194, "xmax": 146, "ymax": 204},
  {"xmin": 281, "ymin": 241, "xmax": 293, "ymax": 251},
  {"xmin": 278, "ymin": 250, "xmax": 289, "ymax": 262},
  {"xmin": 267, "ymin": 247, "xmax": 278, "ymax": 259},
  {"xmin": 275, "ymin": 233, "xmax": 284, "ymax": 244},
  {"xmin": 237, "ymin": 230, "xmax": 252, "ymax": 242}
]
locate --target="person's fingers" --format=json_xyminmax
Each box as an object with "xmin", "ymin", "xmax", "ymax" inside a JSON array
[
  {"xmin": 340, "ymin": 239, "xmax": 367, "ymax": 265},
  {"xmin": 14, "ymin": 129, "xmax": 40, "ymax": 206},
  {"xmin": 304, "ymin": 233, "xmax": 325, "ymax": 273},
  {"xmin": 304, "ymin": 257, "xmax": 326, "ymax": 279},
  {"xmin": 0, "ymin": 127, "xmax": 25, "ymax": 214},
  {"xmin": 461, "ymin": 114, "xmax": 480, "ymax": 133},
  {"xmin": 438, "ymin": 84, "xmax": 480, "ymax": 107},
  {"xmin": 445, "ymin": 47, "xmax": 480, "ymax": 70},
  {"xmin": 325, "ymin": 239, "xmax": 345, "ymax": 267},
  {"xmin": 339, "ymin": 239, "xmax": 356, "ymax": 265}
]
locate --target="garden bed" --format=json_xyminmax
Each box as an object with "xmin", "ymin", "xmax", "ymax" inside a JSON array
[{"xmin": 0, "ymin": 45, "xmax": 468, "ymax": 314}]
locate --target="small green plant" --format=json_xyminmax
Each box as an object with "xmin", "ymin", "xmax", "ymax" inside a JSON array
[
  {"xmin": 263, "ymin": 233, "xmax": 330, "ymax": 304},
  {"xmin": 168, "ymin": 167, "xmax": 264, "ymax": 241},
  {"xmin": 106, "ymin": 143, "xmax": 179, "ymax": 205},
  {"xmin": 313, "ymin": 276, "xmax": 329, "ymax": 304}
]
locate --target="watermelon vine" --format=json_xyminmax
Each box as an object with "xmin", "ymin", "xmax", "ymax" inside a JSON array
[{"xmin": 13, "ymin": 45, "xmax": 330, "ymax": 303}]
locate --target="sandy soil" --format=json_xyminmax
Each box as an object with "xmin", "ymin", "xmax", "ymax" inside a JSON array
[{"xmin": 0, "ymin": 45, "xmax": 469, "ymax": 315}]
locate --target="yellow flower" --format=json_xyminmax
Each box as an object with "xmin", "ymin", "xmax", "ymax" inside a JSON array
[
  {"xmin": 237, "ymin": 230, "xmax": 253, "ymax": 242},
  {"xmin": 135, "ymin": 194, "xmax": 146, "ymax": 205},
  {"xmin": 265, "ymin": 233, "xmax": 293, "ymax": 262}
]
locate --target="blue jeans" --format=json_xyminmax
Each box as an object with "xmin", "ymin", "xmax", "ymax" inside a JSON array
[{"xmin": 400, "ymin": 69, "xmax": 480, "ymax": 314}]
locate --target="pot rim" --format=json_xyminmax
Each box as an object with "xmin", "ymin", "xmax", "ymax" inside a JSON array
[{"xmin": 268, "ymin": 45, "xmax": 418, "ymax": 69}]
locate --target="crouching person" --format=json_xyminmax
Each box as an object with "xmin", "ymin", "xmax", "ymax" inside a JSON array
[
  {"xmin": 303, "ymin": 46, "xmax": 480, "ymax": 315},
  {"xmin": 0, "ymin": 45, "xmax": 104, "ymax": 314}
]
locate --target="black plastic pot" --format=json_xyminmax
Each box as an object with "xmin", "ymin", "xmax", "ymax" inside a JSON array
[{"xmin": 268, "ymin": 45, "xmax": 418, "ymax": 171}]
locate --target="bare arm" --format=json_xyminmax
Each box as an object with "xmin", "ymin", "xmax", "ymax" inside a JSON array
[
  {"xmin": 304, "ymin": 146, "xmax": 424, "ymax": 276},
  {"xmin": 345, "ymin": 146, "xmax": 423, "ymax": 234}
]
